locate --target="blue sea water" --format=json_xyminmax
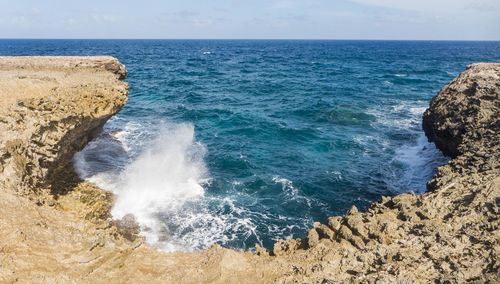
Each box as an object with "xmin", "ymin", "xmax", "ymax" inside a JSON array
[{"xmin": 2, "ymin": 40, "xmax": 499, "ymax": 251}]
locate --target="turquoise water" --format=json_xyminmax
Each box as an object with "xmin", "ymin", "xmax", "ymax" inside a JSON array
[{"xmin": 2, "ymin": 40, "xmax": 499, "ymax": 251}]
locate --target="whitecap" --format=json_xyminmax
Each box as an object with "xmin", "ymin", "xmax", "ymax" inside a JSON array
[
  {"xmin": 272, "ymin": 175, "xmax": 313, "ymax": 208},
  {"xmin": 74, "ymin": 122, "xmax": 272, "ymax": 252},
  {"xmin": 409, "ymin": 106, "xmax": 428, "ymax": 116},
  {"xmin": 389, "ymin": 134, "xmax": 449, "ymax": 194},
  {"xmin": 111, "ymin": 123, "xmax": 208, "ymax": 249}
]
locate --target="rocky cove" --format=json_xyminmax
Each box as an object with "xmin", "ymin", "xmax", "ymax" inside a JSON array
[{"xmin": 0, "ymin": 57, "xmax": 498, "ymax": 283}]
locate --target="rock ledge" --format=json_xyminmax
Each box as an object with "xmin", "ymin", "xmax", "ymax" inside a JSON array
[{"xmin": 0, "ymin": 59, "xmax": 498, "ymax": 283}]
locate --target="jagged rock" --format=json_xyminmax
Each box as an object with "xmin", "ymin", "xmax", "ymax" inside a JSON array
[
  {"xmin": 255, "ymin": 243, "xmax": 269, "ymax": 256},
  {"xmin": 112, "ymin": 214, "xmax": 140, "ymax": 242},
  {"xmin": 0, "ymin": 60, "xmax": 498, "ymax": 283},
  {"xmin": 307, "ymin": 228, "xmax": 320, "ymax": 248},
  {"xmin": 0, "ymin": 56, "xmax": 128, "ymax": 196},
  {"xmin": 314, "ymin": 223, "xmax": 336, "ymax": 241},
  {"xmin": 273, "ymin": 239, "xmax": 304, "ymax": 256},
  {"xmin": 327, "ymin": 216, "xmax": 342, "ymax": 232},
  {"xmin": 344, "ymin": 212, "xmax": 368, "ymax": 240},
  {"xmin": 423, "ymin": 63, "xmax": 500, "ymax": 159}
]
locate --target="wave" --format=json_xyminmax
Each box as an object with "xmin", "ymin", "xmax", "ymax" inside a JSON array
[
  {"xmin": 73, "ymin": 122, "xmax": 278, "ymax": 251},
  {"xmin": 74, "ymin": 123, "xmax": 214, "ymax": 250},
  {"xmin": 390, "ymin": 133, "xmax": 449, "ymax": 194},
  {"xmin": 110, "ymin": 124, "xmax": 208, "ymax": 249},
  {"xmin": 272, "ymin": 175, "xmax": 312, "ymax": 207},
  {"xmin": 364, "ymin": 101, "xmax": 449, "ymax": 194}
]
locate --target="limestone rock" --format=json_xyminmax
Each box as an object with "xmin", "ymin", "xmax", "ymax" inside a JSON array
[
  {"xmin": 423, "ymin": 63, "xmax": 500, "ymax": 159},
  {"xmin": 0, "ymin": 59, "xmax": 498, "ymax": 283},
  {"xmin": 0, "ymin": 56, "xmax": 128, "ymax": 196}
]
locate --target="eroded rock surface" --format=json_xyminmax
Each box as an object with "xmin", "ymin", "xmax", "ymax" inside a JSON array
[
  {"xmin": 0, "ymin": 58, "xmax": 498, "ymax": 283},
  {"xmin": 423, "ymin": 63, "xmax": 499, "ymax": 159},
  {"xmin": 269, "ymin": 63, "xmax": 500, "ymax": 283},
  {"xmin": 0, "ymin": 56, "xmax": 128, "ymax": 196}
]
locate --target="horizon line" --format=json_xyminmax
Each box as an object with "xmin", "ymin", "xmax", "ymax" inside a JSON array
[{"xmin": 1, "ymin": 38, "xmax": 500, "ymax": 42}]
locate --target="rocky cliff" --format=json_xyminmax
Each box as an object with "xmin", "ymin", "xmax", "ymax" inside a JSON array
[
  {"xmin": 0, "ymin": 58, "xmax": 498, "ymax": 283},
  {"xmin": 0, "ymin": 56, "xmax": 128, "ymax": 197}
]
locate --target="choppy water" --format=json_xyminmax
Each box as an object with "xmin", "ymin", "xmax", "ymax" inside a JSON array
[{"xmin": 2, "ymin": 39, "xmax": 499, "ymax": 251}]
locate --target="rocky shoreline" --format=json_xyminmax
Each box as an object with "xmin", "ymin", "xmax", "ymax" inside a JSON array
[{"xmin": 0, "ymin": 57, "xmax": 498, "ymax": 283}]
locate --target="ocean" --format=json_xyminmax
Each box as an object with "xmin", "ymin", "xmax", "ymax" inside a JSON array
[{"xmin": 2, "ymin": 39, "xmax": 499, "ymax": 251}]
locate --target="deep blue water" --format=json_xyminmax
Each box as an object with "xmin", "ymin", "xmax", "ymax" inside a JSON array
[{"xmin": 2, "ymin": 40, "xmax": 499, "ymax": 251}]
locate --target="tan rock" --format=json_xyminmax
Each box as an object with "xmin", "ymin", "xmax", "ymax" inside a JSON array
[{"xmin": 0, "ymin": 59, "xmax": 498, "ymax": 283}]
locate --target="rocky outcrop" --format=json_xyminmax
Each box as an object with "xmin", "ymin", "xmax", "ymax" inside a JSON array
[
  {"xmin": 423, "ymin": 63, "xmax": 499, "ymax": 158},
  {"xmin": 0, "ymin": 59, "xmax": 498, "ymax": 283},
  {"xmin": 0, "ymin": 56, "xmax": 128, "ymax": 196},
  {"xmin": 423, "ymin": 63, "xmax": 500, "ymax": 193},
  {"xmin": 264, "ymin": 63, "xmax": 500, "ymax": 282}
]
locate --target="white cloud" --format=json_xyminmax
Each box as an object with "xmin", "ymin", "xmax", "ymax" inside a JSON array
[
  {"xmin": 272, "ymin": 1, "xmax": 303, "ymax": 9},
  {"xmin": 91, "ymin": 9, "xmax": 117, "ymax": 24},
  {"xmin": 158, "ymin": 10, "xmax": 220, "ymax": 27},
  {"xmin": 66, "ymin": 18, "xmax": 77, "ymax": 25},
  {"xmin": 271, "ymin": 0, "xmax": 319, "ymax": 9},
  {"xmin": 0, "ymin": 0, "xmax": 498, "ymax": 39},
  {"xmin": 10, "ymin": 16, "xmax": 30, "ymax": 27},
  {"xmin": 349, "ymin": 0, "xmax": 500, "ymax": 14}
]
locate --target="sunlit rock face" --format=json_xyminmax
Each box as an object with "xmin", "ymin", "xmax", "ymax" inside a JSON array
[
  {"xmin": 0, "ymin": 59, "xmax": 498, "ymax": 283},
  {"xmin": 0, "ymin": 56, "xmax": 128, "ymax": 195}
]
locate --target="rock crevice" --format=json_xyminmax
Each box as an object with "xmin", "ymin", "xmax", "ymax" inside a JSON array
[
  {"xmin": 0, "ymin": 58, "xmax": 498, "ymax": 283},
  {"xmin": 0, "ymin": 56, "xmax": 128, "ymax": 196}
]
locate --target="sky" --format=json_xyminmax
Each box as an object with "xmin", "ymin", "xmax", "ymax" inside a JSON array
[{"xmin": 1, "ymin": 0, "xmax": 499, "ymax": 40}]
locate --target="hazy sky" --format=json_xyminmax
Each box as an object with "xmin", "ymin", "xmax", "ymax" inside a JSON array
[{"xmin": 1, "ymin": 0, "xmax": 499, "ymax": 40}]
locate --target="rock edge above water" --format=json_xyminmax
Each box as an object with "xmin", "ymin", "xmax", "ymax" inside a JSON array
[{"xmin": 0, "ymin": 58, "xmax": 498, "ymax": 283}]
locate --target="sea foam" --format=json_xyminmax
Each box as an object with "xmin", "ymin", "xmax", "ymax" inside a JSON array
[
  {"xmin": 74, "ymin": 123, "xmax": 211, "ymax": 251},
  {"xmin": 110, "ymin": 124, "xmax": 207, "ymax": 248}
]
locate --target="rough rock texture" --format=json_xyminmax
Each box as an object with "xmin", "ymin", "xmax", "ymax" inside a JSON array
[
  {"xmin": 0, "ymin": 58, "xmax": 498, "ymax": 283},
  {"xmin": 423, "ymin": 63, "xmax": 500, "ymax": 193},
  {"xmin": 423, "ymin": 63, "xmax": 499, "ymax": 159},
  {"xmin": 265, "ymin": 63, "xmax": 500, "ymax": 283},
  {"xmin": 0, "ymin": 56, "xmax": 128, "ymax": 196}
]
